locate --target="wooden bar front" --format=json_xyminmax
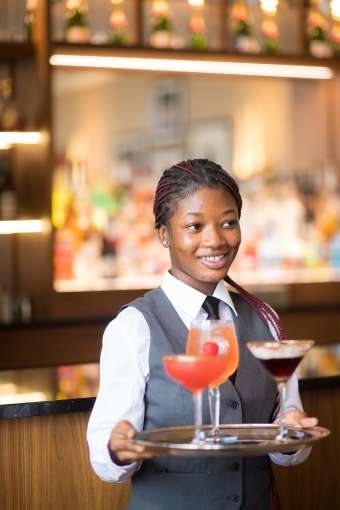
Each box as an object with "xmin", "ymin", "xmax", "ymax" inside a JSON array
[{"xmin": 0, "ymin": 383, "xmax": 338, "ymax": 510}]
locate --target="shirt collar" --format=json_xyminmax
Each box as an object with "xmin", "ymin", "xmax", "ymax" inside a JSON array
[{"xmin": 161, "ymin": 271, "xmax": 238, "ymax": 321}]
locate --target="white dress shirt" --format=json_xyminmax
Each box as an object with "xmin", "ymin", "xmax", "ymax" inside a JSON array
[{"xmin": 87, "ymin": 272, "xmax": 310, "ymax": 483}]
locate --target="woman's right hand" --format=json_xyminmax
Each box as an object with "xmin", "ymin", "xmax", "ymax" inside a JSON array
[{"xmin": 108, "ymin": 420, "xmax": 154, "ymax": 466}]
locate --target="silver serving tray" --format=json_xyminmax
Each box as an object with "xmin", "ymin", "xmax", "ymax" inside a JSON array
[{"xmin": 133, "ymin": 424, "xmax": 330, "ymax": 457}]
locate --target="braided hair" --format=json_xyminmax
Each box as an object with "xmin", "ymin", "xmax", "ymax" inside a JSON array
[{"xmin": 153, "ymin": 158, "xmax": 285, "ymax": 340}]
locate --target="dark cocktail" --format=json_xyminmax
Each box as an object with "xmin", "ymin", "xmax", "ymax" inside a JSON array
[{"xmin": 247, "ymin": 340, "xmax": 314, "ymax": 441}]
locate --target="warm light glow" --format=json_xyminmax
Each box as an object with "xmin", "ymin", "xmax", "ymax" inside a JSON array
[
  {"xmin": 330, "ymin": 0, "xmax": 340, "ymax": 21},
  {"xmin": 50, "ymin": 54, "xmax": 333, "ymax": 79},
  {"xmin": 0, "ymin": 392, "xmax": 47, "ymax": 404},
  {"xmin": 188, "ymin": 0, "xmax": 204, "ymax": 7},
  {"xmin": 0, "ymin": 131, "xmax": 43, "ymax": 145},
  {"xmin": 0, "ymin": 219, "xmax": 50, "ymax": 235},
  {"xmin": 260, "ymin": 0, "xmax": 279, "ymax": 15}
]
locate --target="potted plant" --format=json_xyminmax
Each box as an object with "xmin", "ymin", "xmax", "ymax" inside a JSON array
[
  {"xmin": 150, "ymin": 0, "xmax": 173, "ymax": 48},
  {"xmin": 306, "ymin": 6, "xmax": 332, "ymax": 57},
  {"xmin": 230, "ymin": 1, "xmax": 260, "ymax": 53},
  {"xmin": 110, "ymin": 5, "xmax": 129, "ymax": 45},
  {"xmin": 65, "ymin": 0, "xmax": 90, "ymax": 43}
]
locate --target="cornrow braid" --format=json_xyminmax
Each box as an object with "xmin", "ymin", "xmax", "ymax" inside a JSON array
[
  {"xmin": 153, "ymin": 158, "xmax": 284, "ymax": 340},
  {"xmin": 153, "ymin": 159, "xmax": 242, "ymax": 229},
  {"xmin": 225, "ymin": 275, "xmax": 286, "ymax": 340}
]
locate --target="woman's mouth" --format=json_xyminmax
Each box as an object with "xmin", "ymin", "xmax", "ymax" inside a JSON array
[{"xmin": 198, "ymin": 254, "xmax": 228, "ymax": 270}]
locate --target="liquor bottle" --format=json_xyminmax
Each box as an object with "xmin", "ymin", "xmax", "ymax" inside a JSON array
[
  {"xmin": 0, "ymin": 78, "xmax": 24, "ymax": 131},
  {"xmin": 0, "ymin": 151, "xmax": 17, "ymax": 220},
  {"xmin": 23, "ymin": 0, "xmax": 37, "ymax": 41}
]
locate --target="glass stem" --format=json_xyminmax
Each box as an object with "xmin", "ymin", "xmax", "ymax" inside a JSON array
[
  {"xmin": 192, "ymin": 390, "xmax": 204, "ymax": 443},
  {"xmin": 277, "ymin": 381, "xmax": 288, "ymax": 441},
  {"xmin": 209, "ymin": 387, "xmax": 220, "ymax": 436}
]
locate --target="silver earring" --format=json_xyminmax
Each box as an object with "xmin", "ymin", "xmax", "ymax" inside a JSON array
[{"xmin": 162, "ymin": 240, "xmax": 168, "ymax": 247}]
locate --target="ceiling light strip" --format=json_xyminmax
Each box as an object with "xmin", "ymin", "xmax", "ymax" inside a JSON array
[
  {"xmin": 0, "ymin": 219, "xmax": 49, "ymax": 235},
  {"xmin": 50, "ymin": 54, "xmax": 333, "ymax": 79},
  {"xmin": 0, "ymin": 132, "xmax": 43, "ymax": 145}
]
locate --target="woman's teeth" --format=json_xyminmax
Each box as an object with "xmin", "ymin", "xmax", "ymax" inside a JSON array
[{"xmin": 200, "ymin": 255, "xmax": 225, "ymax": 262}]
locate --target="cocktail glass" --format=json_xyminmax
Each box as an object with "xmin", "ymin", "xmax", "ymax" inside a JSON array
[
  {"xmin": 186, "ymin": 319, "xmax": 239, "ymax": 442},
  {"xmin": 247, "ymin": 340, "xmax": 314, "ymax": 441},
  {"xmin": 163, "ymin": 354, "xmax": 229, "ymax": 444}
]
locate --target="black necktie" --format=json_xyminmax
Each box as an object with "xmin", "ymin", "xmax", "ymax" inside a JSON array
[
  {"xmin": 202, "ymin": 295, "xmax": 221, "ymax": 319},
  {"xmin": 202, "ymin": 295, "xmax": 237, "ymax": 384}
]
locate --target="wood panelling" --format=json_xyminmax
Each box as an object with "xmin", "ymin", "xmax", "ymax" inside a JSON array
[
  {"xmin": 0, "ymin": 321, "xmax": 105, "ymax": 370},
  {"xmin": 274, "ymin": 386, "xmax": 340, "ymax": 510},
  {"xmin": 281, "ymin": 308, "xmax": 340, "ymax": 343},
  {"xmin": 0, "ymin": 412, "xmax": 130, "ymax": 510},
  {"xmin": 1, "ymin": 304, "xmax": 339, "ymax": 370}
]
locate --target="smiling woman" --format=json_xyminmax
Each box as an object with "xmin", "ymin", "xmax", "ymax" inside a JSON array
[{"xmin": 87, "ymin": 158, "xmax": 317, "ymax": 510}]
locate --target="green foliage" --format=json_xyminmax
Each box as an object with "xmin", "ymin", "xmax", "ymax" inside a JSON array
[
  {"xmin": 152, "ymin": 15, "xmax": 172, "ymax": 33},
  {"xmin": 191, "ymin": 32, "xmax": 207, "ymax": 50},
  {"xmin": 112, "ymin": 29, "xmax": 127, "ymax": 46},
  {"xmin": 235, "ymin": 19, "xmax": 251, "ymax": 37},
  {"xmin": 263, "ymin": 37, "xmax": 278, "ymax": 54},
  {"xmin": 66, "ymin": 9, "xmax": 87, "ymax": 29},
  {"xmin": 307, "ymin": 25, "xmax": 327, "ymax": 43}
]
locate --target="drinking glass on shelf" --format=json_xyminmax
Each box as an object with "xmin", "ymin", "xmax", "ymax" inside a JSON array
[
  {"xmin": 187, "ymin": 319, "xmax": 239, "ymax": 442},
  {"xmin": 247, "ymin": 340, "xmax": 314, "ymax": 441},
  {"xmin": 163, "ymin": 354, "xmax": 228, "ymax": 444}
]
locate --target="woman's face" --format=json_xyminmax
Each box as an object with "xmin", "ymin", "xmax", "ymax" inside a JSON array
[{"xmin": 159, "ymin": 186, "xmax": 241, "ymax": 295}]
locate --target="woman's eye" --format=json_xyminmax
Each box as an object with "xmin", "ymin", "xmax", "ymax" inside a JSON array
[
  {"xmin": 187, "ymin": 223, "xmax": 201, "ymax": 232},
  {"xmin": 222, "ymin": 219, "xmax": 239, "ymax": 228}
]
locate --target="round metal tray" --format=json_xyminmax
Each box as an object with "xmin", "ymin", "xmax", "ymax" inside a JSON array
[{"xmin": 133, "ymin": 424, "xmax": 330, "ymax": 457}]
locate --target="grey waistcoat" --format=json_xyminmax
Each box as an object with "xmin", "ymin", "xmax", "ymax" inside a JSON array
[{"xmin": 125, "ymin": 288, "xmax": 277, "ymax": 510}]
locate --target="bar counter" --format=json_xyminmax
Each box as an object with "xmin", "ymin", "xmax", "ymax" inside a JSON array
[{"xmin": 0, "ymin": 344, "xmax": 339, "ymax": 510}]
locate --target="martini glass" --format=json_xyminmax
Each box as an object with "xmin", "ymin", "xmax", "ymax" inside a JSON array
[
  {"xmin": 186, "ymin": 319, "xmax": 239, "ymax": 442},
  {"xmin": 163, "ymin": 354, "xmax": 228, "ymax": 444},
  {"xmin": 247, "ymin": 340, "xmax": 314, "ymax": 441}
]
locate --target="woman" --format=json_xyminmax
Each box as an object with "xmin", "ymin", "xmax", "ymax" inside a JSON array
[{"xmin": 87, "ymin": 159, "xmax": 317, "ymax": 510}]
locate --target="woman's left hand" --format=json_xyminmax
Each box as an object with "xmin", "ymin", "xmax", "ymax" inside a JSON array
[{"xmin": 279, "ymin": 408, "xmax": 318, "ymax": 428}]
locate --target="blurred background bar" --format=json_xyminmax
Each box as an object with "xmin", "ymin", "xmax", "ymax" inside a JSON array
[{"xmin": 0, "ymin": 0, "xmax": 340, "ymax": 508}]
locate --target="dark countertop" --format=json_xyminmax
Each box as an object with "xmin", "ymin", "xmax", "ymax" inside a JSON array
[{"xmin": 1, "ymin": 344, "xmax": 340, "ymax": 419}]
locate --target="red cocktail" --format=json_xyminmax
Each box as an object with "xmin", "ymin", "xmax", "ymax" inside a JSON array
[
  {"xmin": 163, "ymin": 354, "xmax": 228, "ymax": 443},
  {"xmin": 163, "ymin": 355, "xmax": 229, "ymax": 393}
]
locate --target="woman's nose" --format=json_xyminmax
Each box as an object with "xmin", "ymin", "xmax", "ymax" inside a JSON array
[{"xmin": 202, "ymin": 226, "xmax": 225, "ymax": 247}]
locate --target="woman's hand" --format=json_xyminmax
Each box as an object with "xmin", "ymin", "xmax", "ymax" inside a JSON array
[
  {"xmin": 108, "ymin": 420, "xmax": 154, "ymax": 466},
  {"xmin": 279, "ymin": 408, "xmax": 318, "ymax": 429}
]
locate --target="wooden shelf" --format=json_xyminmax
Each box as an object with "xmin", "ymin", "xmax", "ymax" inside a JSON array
[
  {"xmin": 0, "ymin": 42, "xmax": 34, "ymax": 61},
  {"xmin": 52, "ymin": 43, "xmax": 340, "ymax": 70}
]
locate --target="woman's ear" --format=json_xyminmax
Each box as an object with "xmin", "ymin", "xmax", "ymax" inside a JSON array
[{"xmin": 158, "ymin": 225, "xmax": 169, "ymax": 248}]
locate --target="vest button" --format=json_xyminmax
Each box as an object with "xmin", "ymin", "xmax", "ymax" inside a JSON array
[
  {"xmin": 230, "ymin": 462, "xmax": 240, "ymax": 471},
  {"xmin": 232, "ymin": 494, "xmax": 240, "ymax": 503},
  {"xmin": 230, "ymin": 400, "xmax": 239, "ymax": 410}
]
